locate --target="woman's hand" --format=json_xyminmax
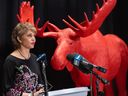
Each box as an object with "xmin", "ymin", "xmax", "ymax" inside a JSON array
[
  {"xmin": 22, "ymin": 88, "xmax": 44, "ymax": 96},
  {"xmin": 33, "ymin": 88, "xmax": 44, "ymax": 96}
]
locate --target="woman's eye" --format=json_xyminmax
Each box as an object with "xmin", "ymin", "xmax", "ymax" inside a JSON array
[
  {"xmin": 27, "ymin": 34, "xmax": 32, "ymax": 37},
  {"xmin": 27, "ymin": 34, "xmax": 34, "ymax": 37},
  {"xmin": 26, "ymin": 32, "xmax": 36, "ymax": 37}
]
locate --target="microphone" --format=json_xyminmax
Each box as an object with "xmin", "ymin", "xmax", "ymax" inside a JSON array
[
  {"xmin": 36, "ymin": 53, "xmax": 46, "ymax": 62},
  {"xmin": 37, "ymin": 53, "xmax": 48, "ymax": 94},
  {"xmin": 66, "ymin": 53, "xmax": 107, "ymax": 73}
]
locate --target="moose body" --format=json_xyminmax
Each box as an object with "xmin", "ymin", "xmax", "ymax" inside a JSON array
[{"xmin": 46, "ymin": 28, "xmax": 128, "ymax": 96}]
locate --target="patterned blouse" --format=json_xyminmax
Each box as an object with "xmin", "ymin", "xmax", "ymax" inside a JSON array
[{"xmin": 3, "ymin": 54, "xmax": 44, "ymax": 96}]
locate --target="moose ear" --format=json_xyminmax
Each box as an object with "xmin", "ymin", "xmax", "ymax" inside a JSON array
[{"xmin": 17, "ymin": 37, "xmax": 22, "ymax": 43}]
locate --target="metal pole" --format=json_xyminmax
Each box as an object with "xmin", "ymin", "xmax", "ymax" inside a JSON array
[
  {"xmin": 41, "ymin": 61, "xmax": 48, "ymax": 96},
  {"xmin": 90, "ymin": 71, "xmax": 93, "ymax": 96}
]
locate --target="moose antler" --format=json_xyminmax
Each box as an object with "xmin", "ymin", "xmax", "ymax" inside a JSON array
[
  {"xmin": 17, "ymin": 1, "xmax": 34, "ymax": 24},
  {"xmin": 35, "ymin": 18, "xmax": 49, "ymax": 37},
  {"xmin": 17, "ymin": 1, "xmax": 48, "ymax": 37},
  {"xmin": 42, "ymin": 22, "xmax": 78, "ymax": 40},
  {"xmin": 63, "ymin": 0, "xmax": 116, "ymax": 37},
  {"xmin": 41, "ymin": 22, "xmax": 60, "ymax": 39}
]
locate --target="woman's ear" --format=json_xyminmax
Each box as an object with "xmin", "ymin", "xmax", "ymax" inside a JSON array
[{"xmin": 17, "ymin": 37, "xmax": 22, "ymax": 43}]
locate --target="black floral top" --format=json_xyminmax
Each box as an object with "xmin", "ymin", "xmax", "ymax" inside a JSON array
[{"xmin": 3, "ymin": 53, "xmax": 44, "ymax": 96}]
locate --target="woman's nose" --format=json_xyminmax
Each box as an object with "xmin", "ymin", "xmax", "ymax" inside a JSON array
[{"xmin": 32, "ymin": 36, "xmax": 36, "ymax": 41}]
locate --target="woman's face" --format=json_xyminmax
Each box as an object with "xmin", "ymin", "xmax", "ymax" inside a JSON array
[{"xmin": 20, "ymin": 30, "xmax": 36, "ymax": 49}]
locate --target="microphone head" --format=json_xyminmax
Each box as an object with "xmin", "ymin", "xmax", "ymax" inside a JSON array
[
  {"xmin": 66, "ymin": 53, "xmax": 91, "ymax": 74},
  {"xmin": 66, "ymin": 54, "xmax": 74, "ymax": 61},
  {"xmin": 37, "ymin": 53, "xmax": 46, "ymax": 62},
  {"xmin": 66, "ymin": 53, "xmax": 82, "ymax": 66}
]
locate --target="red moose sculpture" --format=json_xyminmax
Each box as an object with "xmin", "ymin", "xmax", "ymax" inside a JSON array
[{"xmin": 17, "ymin": 0, "xmax": 128, "ymax": 96}]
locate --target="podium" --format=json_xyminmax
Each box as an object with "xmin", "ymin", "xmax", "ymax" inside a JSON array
[{"xmin": 41, "ymin": 87, "xmax": 89, "ymax": 96}]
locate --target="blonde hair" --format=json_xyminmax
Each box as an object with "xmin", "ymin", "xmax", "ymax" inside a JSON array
[{"xmin": 12, "ymin": 22, "xmax": 37, "ymax": 49}]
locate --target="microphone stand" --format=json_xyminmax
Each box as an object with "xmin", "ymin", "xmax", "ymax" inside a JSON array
[
  {"xmin": 41, "ymin": 60, "xmax": 48, "ymax": 96},
  {"xmin": 91, "ymin": 71, "xmax": 109, "ymax": 85},
  {"xmin": 96, "ymin": 78, "xmax": 100, "ymax": 96},
  {"xmin": 91, "ymin": 71, "xmax": 109, "ymax": 96},
  {"xmin": 90, "ymin": 71, "xmax": 93, "ymax": 96},
  {"xmin": 84, "ymin": 67, "xmax": 109, "ymax": 96}
]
